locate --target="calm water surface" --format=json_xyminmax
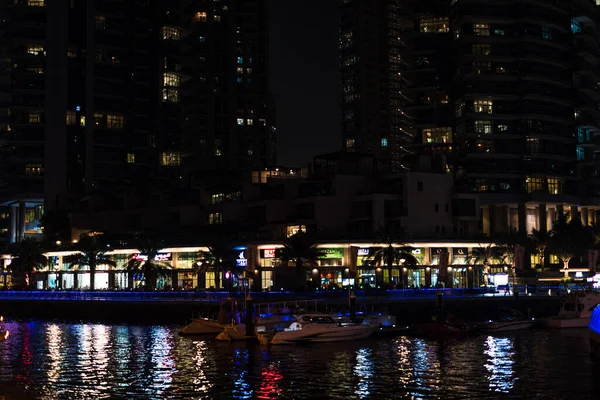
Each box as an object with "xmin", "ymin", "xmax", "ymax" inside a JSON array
[{"xmin": 0, "ymin": 320, "xmax": 598, "ymax": 399}]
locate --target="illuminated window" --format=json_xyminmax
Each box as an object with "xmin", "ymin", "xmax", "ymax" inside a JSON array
[
  {"xmin": 473, "ymin": 62, "xmax": 491, "ymax": 74},
  {"xmin": 473, "ymin": 23, "xmax": 490, "ymax": 36},
  {"xmin": 423, "ymin": 127, "xmax": 452, "ymax": 144},
  {"xmin": 474, "ymin": 99, "xmax": 493, "ymax": 114},
  {"xmin": 346, "ymin": 138, "xmax": 355, "ymax": 148},
  {"xmin": 162, "ymin": 26, "xmax": 181, "ymax": 40},
  {"xmin": 246, "ymin": 118, "xmax": 253, "ymax": 126},
  {"xmin": 66, "ymin": 111, "xmax": 77, "ymax": 126},
  {"xmin": 93, "ymin": 113, "xmax": 104, "ymax": 126},
  {"xmin": 547, "ymin": 178, "xmax": 561, "ymax": 195},
  {"xmin": 209, "ymin": 212, "xmax": 222, "ymax": 225},
  {"xmin": 381, "ymin": 138, "xmax": 388, "ymax": 147},
  {"xmin": 161, "ymin": 152, "xmax": 181, "ymax": 166},
  {"xmin": 526, "ymin": 137, "xmax": 539, "ymax": 153},
  {"xmin": 472, "ymin": 44, "xmax": 491, "ymax": 56},
  {"xmin": 162, "ymin": 88, "xmax": 180, "ymax": 103},
  {"xmin": 237, "ymin": 56, "xmax": 243, "ymax": 64},
  {"xmin": 25, "ymin": 164, "xmax": 43, "ymax": 175},
  {"xmin": 236, "ymin": 67, "xmax": 244, "ymax": 74},
  {"xmin": 27, "ymin": 66, "xmax": 44, "ymax": 74},
  {"xmin": 476, "ymin": 179, "xmax": 488, "ymax": 192},
  {"xmin": 286, "ymin": 225, "xmax": 306, "ymax": 237},
  {"xmin": 127, "ymin": 153, "xmax": 135, "ymax": 164},
  {"xmin": 475, "ymin": 139, "xmax": 493, "ymax": 153},
  {"xmin": 94, "ymin": 15, "xmax": 106, "ymax": 29},
  {"xmin": 494, "ymin": 29, "xmax": 505, "ymax": 35},
  {"xmin": 67, "ymin": 46, "xmax": 77, "ymax": 58},
  {"xmin": 526, "ymin": 177, "xmax": 544, "ymax": 193},
  {"xmin": 237, "ymin": 118, "xmax": 244, "ymax": 126},
  {"xmin": 420, "ymin": 17, "xmax": 449, "ymax": 33},
  {"xmin": 214, "ymin": 15, "xmax": 221, "ymax": 22},
  {"xmin": 163, "ymin": 72, "xmax": 180, "ymax": 87},
  {"xmin": 80, "ymin": 116, "xmax": 86, "ymax": 126},
  {"xmin": 195, "ymin": 12, "xmax": 207, "ymax": 22},
  {"xmin": 106, "ymin": 114, "xmax": 124, "ymax": 129},
  {"xmin": 541, "ymin": 26, "xmax": 552, "ymax": 40},
  {"xmin": 27, "ymin": 0, "xmax": 44, "ymax": 6},
  {"xmin": 248, "ymin": 149, "xmax": 253, "ymax": 156},
  {"xmin": 572, "ymin": 18, "xmax": 582, "ymax": 34},
  {"xmin": 215, "ymin": 148, "xmax": 222, "ymax": 156},
  {"xmin": 27, "ymin": 46, "xmax": 45, "ymax": 56},
  {"xmin": 474, "ymin": 120, "xmax": 492, "ymax": 134},
  {"xmin": 577, "ymin": 145, "xmax": 585, "ymax": 161},
  {"xmin": 28, "ymin": 112, "xmax": 41, "ymax": 124}
]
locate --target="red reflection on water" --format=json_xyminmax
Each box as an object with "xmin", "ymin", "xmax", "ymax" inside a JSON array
[
  {"xmin": 257, "ymin": 365, "xmax": 283, "ymax": 399},
  {"xmin": 16, "ymin": 325, "xmax": 32, "ymax": 386}
]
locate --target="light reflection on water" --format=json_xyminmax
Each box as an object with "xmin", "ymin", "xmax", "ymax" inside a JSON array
[{"xmin": 0, "ymin": 321, "xmax": 596, "ymax": 399}]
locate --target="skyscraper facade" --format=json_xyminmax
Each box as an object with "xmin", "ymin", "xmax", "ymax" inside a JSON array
[{"xmin": 0, "ymin": 0, "xmax": 274, "ymax": 242}]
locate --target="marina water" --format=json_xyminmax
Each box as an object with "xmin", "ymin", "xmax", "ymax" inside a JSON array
[{"xmin": 0, "ymin": 320, "xmax": 598, "ymax": 399}]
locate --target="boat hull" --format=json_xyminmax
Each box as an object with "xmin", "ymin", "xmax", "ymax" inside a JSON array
[
  {"xmin": 485, "ymin": 320, "xmax": 534, "ymax": 332},
  {"xmin": 179, "ymin": 319, "xmax": 224, "ymax": 335},
  {"xmin": 269, "ymin": 325, "xmax": 377, "ymax": 345},
  {"xmin": 544, "ymin": 317, "xmax": 590, "ymax": 329}
]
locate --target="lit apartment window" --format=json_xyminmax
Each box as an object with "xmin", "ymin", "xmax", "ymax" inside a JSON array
[
  {"xmin": 497, "ymin": 124, "xmax": 508, "ymax": 132},
  {"xmin": 547, "ymin": 178, "xmax": 561, "ymax": 195},
  {"xmin": 208, "ymin": 212, "xmax": 222, "ymax": 225},
  {"xmin": 67, "ymin": 46, "xmax": 77, "ymax": 58},
  {"xmin": 107, "ymin": 114, "xmax": 124, "ymax": 129},
  {"xmin": 286, "ymin": 225, "xmax": 306, "ymax": 237},
  {"xmin": 472, "ymin": 44, "xmax": 491, "ymax": 56},
  {"xmin": 27, "ymin": 0, "xmax": 45, "ymax": 6},
  {"xmin": 162, "ymin": 88, "xmax": 180, "ymax": 103},
  {"xmin": 419, "ymin": 17, "xmax": 449, "ymax": 33},
  {"xmin": 27, "ymin": 66, "xmax": 44, "ymax": 74},
  {"xmin": 526, "ymin": 137, "xmax": 540, "ymax": 153},
  {"xmin": 236, "ymin": 67, "xmax": 244, "ymax": 74},
  {"xmin": 161, "ymin": 152, "xmax": 181, "ymax": 166},
  {"xmin": 246, "ymin": 118, "xmax": 253, "ymax": 126},
  {"xmin": 214, "ymin": 15, "xmax": 221, "ymax": 22},
  {"xmin": 25, "ymin": 164, "xmax": 43, "ymax": 175},
  {"xmin": 28, "ymin": 112, "xmax": 41, "ymax": 124},
  {"xmin": 541, "ymin": 26, "xmax": 552, "ymax": 40},
  {"xmin": 27, "ymin": 46, "xmax": 45, "ymax": 56},
  {"xmin": 163, "ymin": 72, "xmax": 181, "ymax": 87},
  {"xmin": 215, "ymin": 148, "xmax": 222, "ymax": 156},
  {"xmin": 494, "ymin": 29, "xmax": 505, "ymax": 36},
  {"xmin": 475, "ymin": 139, "xmax": 493, "ymax": 153},
  {"xmin": 571, "ymin": 18, "xmax": 582, "ymax": 34},
  {"xmin": 423, "ymin": 127, "xmax": 452, "ymax": 144},
  {"xmin": 346, "ymin": 138, "xmax": 355, "ymax": 148},
  {"xmin": 247, "ymin": 149, "xmax": 253, "ymax": 156},
  {"xmin": 237, "ymin": 118, "xmax": 244, "ymax": 126},
  {"xmin": 195, "ymin": 12, "xmax": 207, "ymax": 22},
  {"xmin": 473, "ymin": 23, "xmax": 490, "ymax": 36},
  {"xmin": 381, "ymin": 138, "xmax": 388, "ymax": 147},
  {"xmin": 93, "ymin": 113, "xmax": 104, "ymax": 126},
  {"xmin": 474, "ymin": 100, "xmax": 493, "ymax": 114},
  {"xmin": 526, "ymin": 177, "xmax": 544, "ymax": 193},
  {"xmin": 474, "ymin": 120, "xmax": 492, "ymax": 134},
  {"xmin": 66, "ymin": 111, "xmax": 77, "ymax": 126},
  {"xmin": 162, "ymin": 26, "xmax": 181, "ymax": 40},
  {"xmin": 577, "ymin": 145, "xmax": 585, "ymax": 161},
  {"xmin": 80, "ymin": 116, "xmax": 86, "ymax": 126},
  {"xmin": 127, "ymin": 153, "xmax": 135, "ymax": 164},
  {"xmin": 476, "ymin": 179, "xmax": 488, "ymax": 192},
  {"xmin": 342, "ymin": 56, "xmax": 357, "ymax": 67},
  {"xmin": 95, "ymin": 15, "xmax": 106, "ymax": 29}
]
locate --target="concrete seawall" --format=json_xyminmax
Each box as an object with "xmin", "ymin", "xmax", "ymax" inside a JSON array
[{"xmin": 0, "ymin": 295, "xmax": 564, "ymax": 325}]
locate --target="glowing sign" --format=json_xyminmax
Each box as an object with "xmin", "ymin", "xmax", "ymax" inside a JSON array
[
  {"xmin": 263, "ymin": 249, "xmax": 277, "ymax": 258},
  {"xmin": 357, "ymin": 248, "xmax": 370, "ymax": 256},
  {"xmin": 236, "ymin": 251, "xmax": 247, "ymax": 267},
  {"xmin": 132, "ymin": 253, "xmax": 172, "ymax": 262},
  {"xmin": 576, "ymin": 271, "xmax": 583, "ymax": 278}
]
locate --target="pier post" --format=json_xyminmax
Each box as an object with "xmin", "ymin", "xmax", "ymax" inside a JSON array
[
  {"xmin": 245, "ymin": 295, "xmax": 254, "ymax": 336},
  {"xmin": 349, "ymin": 292, "xmax": 356, "ymax": 320}
]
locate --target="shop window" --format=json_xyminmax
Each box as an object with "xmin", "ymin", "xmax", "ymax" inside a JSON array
[
  {"xmin": 162, "ymin": 88, "xmax": 180, "ymax": 103},
  {"xmin": 420, "ymin": 17, "xmax": 449, "ymax": 33},
  {"xmin": 161, "ymin": 152, "xmax": 181, "ymax": 166},
  {"xmin": 28, "ymin": 112, "xmax": 41, "ymax": 124},
  {"xmin": 127, "ymin": 153, "xmax": 135, "ymax": 164},
  {"xmin": 474, "ymin": 120, "xmax": 492, "ymax": 134},
  {"xmin": 25, "ymin": 163, "xmax": 43, "ymax": 175},
  {"xmin": 472, "ymin": 44, "xmax": 491, "ymax": 56},
  {"xmin": 163, "ymin": 72, "xmax": 181, "ymax": 88},
  {"xmin": 106, "ymin": 114, "xmax": 124, "ymax": 129},
  {"xmin": 423, "ymin": 127, "xmax": 452, "ymax": 144},
  {"xmin": 474, "ymin": 99, "xmax": 493, "ymax": 114},
  {"xmin": 66, "ymin": 111, "xmax": 76, "ymax": 126},
  {"xmin": 162, "ymin": 26, "xmax": 181, "ymax": 40},
  {"xmin": 473, "ymin": 23, "xmax": 490, "ymax": 36},
  {"xmin": 208, "ymin": 212, "xmax": 222, "ymax": 225},
  {"xmin": 194, "ymin": 12, "xmax": 207, "ymax": 22}
]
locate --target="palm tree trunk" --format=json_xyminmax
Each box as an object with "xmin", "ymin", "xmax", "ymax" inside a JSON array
[
  {"xmin": 386, "ymin": 248, "xmax": 394, "ymax": 286},
  {"xmin": 215, "ymin": 266, "xmax": 221, "ymax": 289},
  {"xmin": 483, "ymin": 263, "xmax": 489, "ymax": 286},
  {"xmin": 296, "ymin": 259, "xmax": 306, "ymax": 291},
  {"xmin": 90, "ymin": 261, "xmax": 96, "ymax": 291},
  {"xmin": 563, "ymin": 260, "xmax": 569, "ymax": 278}
]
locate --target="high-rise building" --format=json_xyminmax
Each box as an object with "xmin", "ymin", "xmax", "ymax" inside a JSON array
[
  {"xmin": 0, "ymin": 0, "xmax": 274, "ymax": 242},
  {"xmin": 343, "ymin": 0, "xmax": 600, "ymax": 234}
]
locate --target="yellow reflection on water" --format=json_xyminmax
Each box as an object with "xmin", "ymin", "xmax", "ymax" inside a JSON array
[
  {"xmin": 45, "ymin": 324, "xmax": 62, "ymax": 384},
  {"xmin": 484, "ymin": 336, "xmax": 516, "ymax": 393},
  {"xmin": 192, "ymin": 340, "xmax": 212, "ymax": 394}
]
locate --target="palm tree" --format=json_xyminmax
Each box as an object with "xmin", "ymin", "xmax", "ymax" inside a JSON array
[
  {"xmin": 468, "ymin": 243, "xmax": 499, "ymax": 286},
  {"xmin": 64, "ymin": 234, "xmax": 116, "ymax": 290},
  {"xmin": 280, "ymin": 232, "xmax": 318, "ymax": 291},
  {"xmin": 529, "ymin": 228, "xmax": 550, "ymax": 270},
  {"xmin": 369, "ymin": 225, "xmax": 416, "ymax": 287},
  {"xmin": 548, "ymin": 212, "xmax": 593, "ymax": 278},
  {"xmin": 126, "ymin": 236, "xmax": 172, "ymax": 290},
  {"xmin": 193, "ymin": 241, "xmax": 234, "ymax": 289},
  {"xmin": 9, "ymin": 238, "xmax": 48, "ymax": 289}
]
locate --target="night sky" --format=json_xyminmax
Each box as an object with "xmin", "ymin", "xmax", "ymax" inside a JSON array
[{"xmin": 268, "ymin": 0, "xmax": 340, "ymax": 167}]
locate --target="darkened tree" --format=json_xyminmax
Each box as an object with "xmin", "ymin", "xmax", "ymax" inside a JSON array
[
  {"xmin": 369, "ymin": 225, "xmax": 416, "ymax": 287},
  {"xmin": 65, "ymin": 234, "xmax": 116, "ymax": 290},
  {"xmin": 9, "ymin": 238, "xmax": 47, "ymax": 289},
  {"xmin": 281, "ymin": 232, "xmax": 318, "ymax": 291},
  {"xmin": 126, "ymin": 236, "xmax": 172, "ymax": 290}
]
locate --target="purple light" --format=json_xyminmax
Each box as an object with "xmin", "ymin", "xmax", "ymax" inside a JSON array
[{"xmin": 225, "ymin": 271, "xmax": 230, "ymax": 279}]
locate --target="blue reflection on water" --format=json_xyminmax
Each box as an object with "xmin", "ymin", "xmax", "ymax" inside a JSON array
[
  {"xmin": 232, "ymin": 347, "xmax": 253, "ymax": 399},
  {"xmin": 484, "ymin": 336, "xmax": 516, "ymax": 393}
]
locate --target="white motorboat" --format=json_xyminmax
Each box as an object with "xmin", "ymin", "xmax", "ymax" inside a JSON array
[
  {"xmin": 543, "ymin": 292, "xmax": 600, "ymax": 329},
  {"xmin": 588, "ymin": 305, "xmax": 600, "ymax": 360},
  {"xmin": 332, "ymin": 311, "xmax": 397, "ymax": 328},
  {"xmin": 485, "ymin": 309, "xmax": 534, "ymax": 332},
  {"xmin": 258, "ymin": 314, "xmax": 378, "ymax": 345},
  {"xmin": 180, "ymin": 317, "xmax": 229, "ymax": 335}
]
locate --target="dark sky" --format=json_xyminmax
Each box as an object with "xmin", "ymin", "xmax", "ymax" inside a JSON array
[{"xmin": 268, "ymin": 0, "xmax": 340, "ymax": 167}]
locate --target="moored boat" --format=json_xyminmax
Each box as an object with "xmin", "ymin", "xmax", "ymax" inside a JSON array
[
  {"xmin": 485, "ymin": 309, "xmax": 534, "ymax": 332},
  {"xmin": 543, "ymin": 292, "xmax": 600, "ymax": 329},
  {"xmin": 258, "ymin": 314, "xmax": 377, "ymax": 345}
]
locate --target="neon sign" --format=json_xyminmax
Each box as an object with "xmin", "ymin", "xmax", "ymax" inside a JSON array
[
  {"xmin": 263, "ymin": 249, "xmax": 277, "ymax": 258},
  {"xmin": 132, "ymin": 253, "xmax": 172, "ymax": 262},
  {"xmin": 236, "ymin": 251, "xmax": 248, "ymax": 267}
]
